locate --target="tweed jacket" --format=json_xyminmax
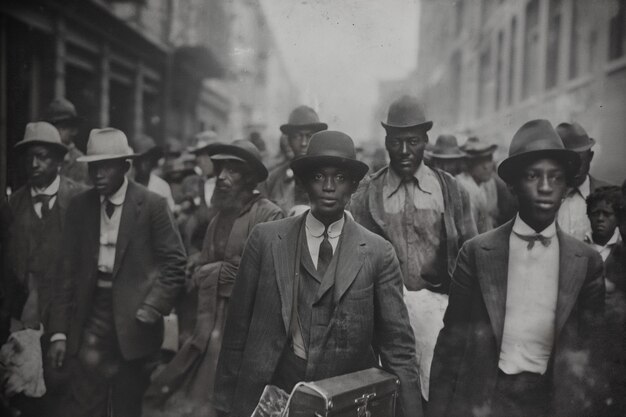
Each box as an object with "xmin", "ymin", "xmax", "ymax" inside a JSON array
[
  {"xmin": 4, "ymin": 176, "xmax": 86, "ymax": 327},
  {"xmin": 48, "ymin": 181, "xmax": 187, "ymax": 360},
  {"xmin": 349, "ymin": 166, "xmax": 477, "ymax": 289},
  {"xmin": 428, "ymin": 220, "xmax": 605, "ymax": 417},
  {"xmin": 213, "ymin": 213, "xmax": 422, "ymax": 417}
]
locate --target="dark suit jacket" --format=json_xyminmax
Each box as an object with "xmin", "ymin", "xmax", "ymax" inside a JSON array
[
  {"xmin": 429, "ymin": 220, "xmax": 605, "ymax": 417},
  {"xmin": 48, "ymin": 181, "xmax": 187, "ymax": 360},
  {"xmin": 4, "ymin": 176, "xmax": 85, "ymax": 328},
  {"xmin": 214, "ymin": 213, "xmax": 422, "ymax": 417}
]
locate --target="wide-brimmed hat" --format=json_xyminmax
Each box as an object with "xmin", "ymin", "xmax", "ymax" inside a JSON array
[
  {"xmin": 189, "ymin": 130, "xmax": 221, "ymax": 154},
  {"xmin": 381, "ymin": 95, "xmax": 433, "ymax": 131},
  {"xmin": 460, "ymin": 136, "xmax": 498, "ymax": 158},
  {"xmin": 556, "ymin": 122, "xmax": 596, "ymax": 152},
  {"xmin": 425, "ymin": 134, "xmax": 466, "ymax": 159},
  {"xmin": 132, "ymin": 134, "xmax": 163, "ymax": 160},
  {"xmin": 498, "ymin": 119, "xmax": 580, "ymax": 184},
  {"xmin": 280, "ymin": 106, "xmax": 328, "ymax": 135},
  {"xmin": 77, "ymin": 128, "xmax": 136, "ymax": 163},
  {"xmin": 290, "ymin": 130, "xmax": 369, "ymax": 181},
  {"xmin": 43, "ymin": 98, "xmax": 82, "ymax": 125},
  {"xmin": 205, "ymin": 139, "xmax": 268, "ymax": 182},
  {"xmin": 14, "ymin": 121, "xmax": 68, "ymax": 155}
]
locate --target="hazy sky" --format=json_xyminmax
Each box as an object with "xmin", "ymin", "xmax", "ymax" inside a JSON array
[{"xmin": 259, "ymin": 0, "xmax": 420, "ymax": 142}]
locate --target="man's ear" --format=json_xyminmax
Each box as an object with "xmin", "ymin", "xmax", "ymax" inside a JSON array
[
  {"xmin": 589, "ymin": 150, "xmax": 594, "ymax": 163},
  {"xmin": 123, "ymin": 160, "xmax": 132, "ymax": 173}
]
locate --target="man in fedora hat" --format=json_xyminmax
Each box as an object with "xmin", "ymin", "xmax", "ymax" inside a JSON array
[
  {"xmin": 262, "ymin": 105, "xmax": 328, "ymax": 214},
  {"xmin": 131, "ymin": 134, "xmax": 175, "ymax": 211},
  {"xmin": 429, "ymin": 119, "xmax": 605, "ymax": 417},
  {"xmin": 214, "ymin": 131, "xmax": 422, "ymax": 417},
  {"xmin": 2, "ymin": 122, "xmax": 86, "ymax": 416},
  {"xmin": 43, "ymin": 97, "xmax": 89, "ymax": 185},
  {"xmin": 456, "ymin": 136, "xmax": 517, "ymax": 233},
  {"xmin": 350, "ymin": 95, "xmax": 476, "ymax": 402},
  {"xmin": 557, "ymin": 122, "xmax": 612, "ymax": 241},
  {"xmin": 46, "ymin": 128, "xmax": 187, "ymax": 417},
  {"xmin": 144, "ymin": 140, "xmax": 283, "ymax": 416},
  {"xmin": 425, "ymin": 134, "xmax": 466, "ymax": 176}
]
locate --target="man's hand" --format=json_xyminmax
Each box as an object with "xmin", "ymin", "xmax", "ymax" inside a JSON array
[
  {"xmin": 135, "ymin": 304, "xmax": 161, "ymax": 325},
  {"xmin": 48, "ymin": 340, "xmax": 66, "ymax": 369}
]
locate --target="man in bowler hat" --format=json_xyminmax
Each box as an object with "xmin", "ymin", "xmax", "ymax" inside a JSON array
[
  {"xmin": 556, "ymin": 122, "xmax": 612, "ymax": 241},
  {"xmin": 43, "ymin": 97, "xmax": 89, "ymax": 184},
  {"xmin": 214, "ymin": 131, "xmax": 422, "ymax": 417},
  {"xmin": 429, "ymin": 119, "xmax": 605, "ymax": 417},
  {"xmin": 349, "ymin": 95, "xmax": 476, "ymax": 402},
  {"xmin": 143, "ymin": 140, "xmax": 283, "ymax": 416},
  {"xmin": 425, "ymin": 134, "xmax": 466, "ymax": 176},
  {"xmin": 2, "ymin": 122, "xmax": 86, "ymax": 416},
  {"xmin": 262, "ymin": 105, "xmax": 328, "ymax": 215},
  {"xmin": 46, "ymin": 128, "xmax": 187, "ymax": 417}
]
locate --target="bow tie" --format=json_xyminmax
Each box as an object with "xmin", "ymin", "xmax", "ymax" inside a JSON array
[
  {"xmin": 32, "ymin": 193, "xmax": 55, "ymax": 205},
  {"xmin": 513, "ymin": 231, "xmax": 552, "ymax": 250}
]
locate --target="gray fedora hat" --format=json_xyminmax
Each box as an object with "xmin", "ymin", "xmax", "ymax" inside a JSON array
[
  {"xmin": 280, "ymin": 106, "xmax": 328, "ymax": 135},
  {"xmin": 460, "ymin": 136, "xmax": 498, "ymax": 158},
  {"xmin": 43, "ymin": 98, "xmax": 82, "ymax": 125},
  {"xmin": 77, "ymin": 128, "xmax": 136, "ymax": 163},
  {"xmin": 290, "ymin": 130, "xmax": 369, "ymax": 181},
  {"xmin": 556, "ymin": 122, "xmax": 596, "ymax": 152},
  {"xmin": 206, "ymin": 139, "xmax": 268, "ymax": 182},
  {"xmin": 425, "ymin": 134, "xmax": 466, "ymax": 159},
  {"xmin": 14, "ymin": 122, "xmax": 68, "ymax": 155},
  {"xmin": 498, "ymin": 119, "xmax": 580, "ymax": 184},
  {"xmin": 381, "ymin": 95, "xmax": 433, "ymax": 131}
]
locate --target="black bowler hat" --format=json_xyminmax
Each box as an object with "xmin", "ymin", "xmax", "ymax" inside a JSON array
[
  {"xmin": 280, "ymin": 106, "xmax": 328, "ymax": 135},
  {"xmin": 206, "ymin": 139, "xmax": 268, "ymax": 182},
  {"xmin": 498, "ymin": 119, "xmax": 580, "ymax": 184},
  {"xmin": 556, "ymin": 122, "xmax": 596, "ymax": 152},
  {"xmin": 381, "ymin": 95, "xmax": 433, "ymax": 131},
  {"xmin": 290, "ymin": 130, "xmax": 369, "ymax": 181}
]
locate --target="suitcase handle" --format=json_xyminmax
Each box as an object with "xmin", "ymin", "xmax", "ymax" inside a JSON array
[{"xmin": 281, "ymin": 381, "xmax": 332, "ymax": 417}]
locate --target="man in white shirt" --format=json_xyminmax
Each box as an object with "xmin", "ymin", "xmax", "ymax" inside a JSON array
[
  {"xmin": 47, "ymin": 128, "xmax": 186, "ymax": 417},
  {"xmin": 430, "ymin": 119, "xmax": 605, "ymax": 417},
  {"xmin": 556, "ymin": 122, "xmax": 611, "ymax": 241}
]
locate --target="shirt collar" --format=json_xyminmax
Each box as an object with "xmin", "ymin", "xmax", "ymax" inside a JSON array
[
  {"xmin": 574, "ymin": 175, "xmax": 591, "ymax": 198},
  {"xmin": 512, "ymin": 214, "xmax": 557, "ymax": 239},
  {"xmin": 305, "ymin": 211, "xmax": 345, "ymax": 239},
  {"xmin": 386, "ymin": 162, "xmax": 435, "ymax": 198},
  {"xmin": 100, "ymin": 176, "xmax": 129, "ymax": 205},
  {"xmin": 31, "ymin": 175, "xmax": 60, "ymax": 196}
]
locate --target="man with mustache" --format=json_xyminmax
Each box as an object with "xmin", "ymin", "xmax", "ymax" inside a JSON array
[
  {"xmin": 349, "ymin": 95, "xmax": 476, "ymax": 403},
  {"xmin": 2, "ymin": 122, "xmax": 85, "ymax": 416},
  {"xmin": 429, "ymin": 120, "xmax": 605, "ymax": 417},
  {"xmin": 46, "ymin": 128, "xmax": 186, "ymax": 417},
  {"xmin": 143, "ymin": 140, "xmax": 283, "ymax": 416},
  {"xmin": 214, "ymin": 131, "xmax": 421, "ymax": 417}
]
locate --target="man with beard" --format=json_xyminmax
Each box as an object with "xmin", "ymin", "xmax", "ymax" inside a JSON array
[
  {"xmin": 262, "ymin": 106, "xmax": 328, "ymax": 215},
  {"xmin": 556, "ymin": 122, "xmax": 612, "ymax": 241},
  {"xmin": 2, "ymin": 122, "xmax": 85, "ymax": 416},
  {"xmin": 143, "ymin": 139, "xmax": 283, "ymax": 417},
  {"xmin": 349, "ymin": 95, "xmax": 476, "ymax": 403},
  {"xmin": 429, "ymin": 120, "xmax": 605, "ymax": 417}
]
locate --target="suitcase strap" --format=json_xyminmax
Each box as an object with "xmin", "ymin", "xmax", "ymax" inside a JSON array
[{"xmin": 281, "ymin": 381, "xmax": 378, "ymax": 417}]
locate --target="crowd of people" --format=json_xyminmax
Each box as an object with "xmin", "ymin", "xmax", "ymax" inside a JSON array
[{"xmin": 0, "ymin": 94, "xmax": 625, "ymax": 417}]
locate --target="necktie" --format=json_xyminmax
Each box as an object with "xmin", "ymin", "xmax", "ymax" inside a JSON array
[
  {"xmin": 33, "ymin": 194, "xmax": 54, "ymax": 218},
  {"xmin": 105, "ymin": 200, "xmax": 116, "ymax": 218},
  {"xmin": 317, "ymin": 229, "xmax": 333, "ymax": 276},
  {"xmin": 513, "ymin": 231, "xmax": 552, "ymax": 250}
]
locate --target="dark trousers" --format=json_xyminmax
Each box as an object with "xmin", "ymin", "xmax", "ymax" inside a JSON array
[
  {"xmin": 492, "ymin": 369, "xmax": 550, "ymax": 417},
  {"xmin": 271, "ymin": 347, "xmax": 307, "ymax": 393},
  {"xmin": 64, "ymin": 287, "xmax": 157, "ymax": 417}
]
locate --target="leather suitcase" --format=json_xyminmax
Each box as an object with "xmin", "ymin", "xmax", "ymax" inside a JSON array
[{"xmin": 287, "ymin": 367, "xmax": 399, "ymax": 417}]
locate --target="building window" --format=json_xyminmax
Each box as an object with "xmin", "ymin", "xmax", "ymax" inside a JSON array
[
  {"xmin": 545, "ymin": 0, "xmax": 562, "ymax": 89},
  {"xmin": 508, "ymin": 16, "xmax": 517, "ymax": 106},
  {"xmin": 522, "ymin": 0, "xmax": 540, "ymax": 99},
  {"xmin": 496, "ymin": 31, "xmax": 504, "ymax": 110},
  {"xmin": 569, "ymin": 0, "xmax": 597, "ymax": 79},
  {"xmin": 478, "ymin": 46, "xmax": 491, "ymax": 117},
  {"xmin": 609, "ymin": 0, "xmax": 626, "ymax": 60}
]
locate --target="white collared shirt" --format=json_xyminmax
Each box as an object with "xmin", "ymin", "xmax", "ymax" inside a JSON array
[
  {"xmin": 305, "ymin": 211, "xmax": 344, "ymax": 268},
  {"xmin": 499, "ymin": 215, "xmax": 559, "ymax": 375},
  {"xmin": 148, "ymin": 173, "xmax": 175, "ymax": 211},
  {"xmin": 204, "ymin": 177, "xmax": 216, "ymax": 208},
  {"xmin": 30, "ymin": 175, "xmax": 60, "ymax": 218},
  {"xmin": 382, "ymin": 162, "xmax": 444, "ymax": 214},
  {"xmin": 557, "ymin": 175, "xmax": 591, "ymax": 241},
  {"xmin": 98, "ymin": 177, "xmax": 129, "ymax": 273},
  {"xmin": 589, "ymin": 228, "xmax": 621, "ymax": 262}
]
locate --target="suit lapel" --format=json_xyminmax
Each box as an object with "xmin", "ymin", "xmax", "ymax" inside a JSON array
[
  {"xmin": 111, "ymin": 182, "xmax": 143, "ymax": 279},
  {"xmin": 367, "ymin": 171, "xmax": 389, "ymax": 240},
  {"xmin": 476, "ymin": 221, "xmax": 512, "ymax": 349},
  {"xmin": 327, "ymin": 217, "xmax": 364, "ymax": 303},
  {"xmin": 273, "ymin": 214, "xmax": 305, "ymax": 334},
  {"xmin": 555, "ymin": 230, "xmax": 587, "ymax": 337},
  {"xmin": 86, "ymin": 189, "xmax": 101, "ymax": 267}
]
